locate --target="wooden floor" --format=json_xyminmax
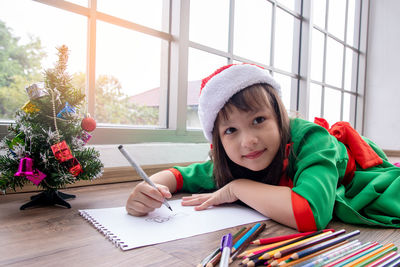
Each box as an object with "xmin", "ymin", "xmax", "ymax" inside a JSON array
[{"xmin": 1, "ymin": 181, "xmax": 399, "ymax": 267}]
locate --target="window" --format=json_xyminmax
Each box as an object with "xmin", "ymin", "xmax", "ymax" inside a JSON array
[{"xmin": 0, "ymin": 0, "xmax": 369, "ymax": 144}]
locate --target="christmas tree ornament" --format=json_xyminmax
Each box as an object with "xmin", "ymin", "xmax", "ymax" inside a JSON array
[
  {"xmin": 81, "ymin": 115, "xmax": 96, "ymax": 132},
  {"xmin": 7, "ymin": 133, "xmax": 25, "ymax": 149},
  {"xmin": 25, "ymin": 82, "xmax": 49, "ymax": 100},
  {"xmin": 51, "ymin": 140, "xmax": 74, "ymax": 163},
  {"xmin": 65, "ymin": 158, "xmax": 83, "ymax": 176},
  {"xmin": 26, "ymin": 169, "xmax": 47, "ymax": 186},
  {"xmin": 57, "ymin": 102, "xmax": 76, "ymax": 119},
  {"xmin": 21, "ymin": 101, "xmax": 40, "ymax": 113},
  {"xmin": 79, "ymin": 131, "xmax": 92, "ymax": 144},
  {"xmin": 14, "ymin": 157, "xmax": 34, "ymax": 176}
]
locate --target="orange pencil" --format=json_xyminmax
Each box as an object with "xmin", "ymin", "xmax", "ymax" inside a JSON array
[
  {"xmin": 239, "ymin": 238, "xmax": 299, "ymax": 258},
  {"xmin": 342, "ymin": 243, "xmax": 396, "ymax": 267}
]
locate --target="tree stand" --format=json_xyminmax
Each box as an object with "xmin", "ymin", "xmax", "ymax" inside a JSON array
[{"xmin": 20, "ymin": 190, "xmax": 76, "ymax": 210}]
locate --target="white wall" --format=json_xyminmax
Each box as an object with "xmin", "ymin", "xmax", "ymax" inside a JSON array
[{"xmin": 364, "ymin": 0, "xmax": 400, "ymax": 150}]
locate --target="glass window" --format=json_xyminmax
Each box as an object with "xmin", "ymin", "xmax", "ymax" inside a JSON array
[
  {"xmin": 277, "ymin": 0, "xmax": 301, "ymax": 13},
  {"xmin": 308, "ymin": 83, "xmax": 322, "ymax": 121},
  {"xmin": 324, "ymin": 88, "xmax": 341, "ymax": 125},
  {"xmin": 346, "ymin": 0, "xmax": 357, "ymax": 46},
  {"xmin": 0, "ymin": 0, "xmax": 86, "ymax": 120},
  {"xmin": 187, "ymin": 48, "xmax": 227, "ymax": 129},
  {"xmin": 272, "ymin": 73, "xmax": 293, "ymax": 110},
  {"xmin": 274, "ymin": 9, "xmax": 300, "ymax": 73},
  {"xmin": 327, "ymin": 0, "xmax": 346, "ymax": 40},
  {"xmin": 66, "ymin": 0, "xmax": 88, "ymax": 7},
  {"xmin": 97, "ymin": 0, "xmax": 164, "ymax": 31},
  {"xmin": 344, "ymin": 48, "xmax": 357, "ymax": 91},
  {"xmin": 325, "ymin": 37, "xmax": 344, "ymax": 88},
  {"xmin": 189, "ymin": 0, "xmax": 229, "ymax": 51},
  {"xmin": 343, "ymin": 92, "xmax": 355, "ymax": 122},
  {"xmin": 310, "ymin": 29, "xmax": 324, "ymax": 82},
  {"xmin": 233, "ymin": 0, "xmax": 272, "ymax": 64},
  {"xmin": 313, "ymin": 0, "xmax": 326, "ymax": 29},
  {"xmin": 96, "ymin": 21, "xmax": 163, "ymax": 126}
]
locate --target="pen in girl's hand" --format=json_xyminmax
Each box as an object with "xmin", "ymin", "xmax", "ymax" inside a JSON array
[{"xmin": 118, "ymin": 145, "xmax": 173, "ymax": 211}]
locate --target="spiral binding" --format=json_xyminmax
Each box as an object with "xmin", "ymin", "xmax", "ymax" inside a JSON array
[{"xmin": 79, "ymin": 211, "xmax": 129, "ymax": 250}]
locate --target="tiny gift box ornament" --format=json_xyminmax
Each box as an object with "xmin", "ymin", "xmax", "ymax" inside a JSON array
[
  {"xmin": 25, "ymin": 82, "xmax": 49, "ymax": 100},
  {"xmin": 21, "ymin": 101, "xmax": 40, "ymax": 113},
  {"xmin": 79, "ymin": 131, "xmax": 92, "ymax": 144},
  {"xmin": 26, "ymin": 169, "xmax": 47, "ymax": 186},
  {"xmin": 57, "ymin": 102, "xmax": 76, "ymax": 119},
  {"xmin": 65, "ymin": 158, "xmax": 82, "ymax": 176},
  {"xmin": 51, "ymin": 140, "xmax": 74, "ymax": 162}
]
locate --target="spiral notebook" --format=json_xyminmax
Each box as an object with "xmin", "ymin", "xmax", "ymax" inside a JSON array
[{"xmin": 79, "ymin": 199, "xmax": 268, "ymax": 251}]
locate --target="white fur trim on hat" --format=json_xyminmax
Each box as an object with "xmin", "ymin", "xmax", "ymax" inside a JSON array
[{"xmin": 198, "ymin": 64, "xmax": 281, "ymax": 143}]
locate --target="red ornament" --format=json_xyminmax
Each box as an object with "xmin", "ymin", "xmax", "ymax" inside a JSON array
[
  {"xmin": 81, "ymin": 116, "xmax": 96, "ymax": 132},
  {"xmin": 65, "ymin": 158, "xmax": 83, "ymax": 176},
  {"xmin": 51, "ymin": 141, "xmax": 74, "ymax": 162}
]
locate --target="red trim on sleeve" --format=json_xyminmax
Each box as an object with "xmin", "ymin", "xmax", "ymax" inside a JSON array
[
  {"xmin": 291, "ymin": 191, "xmax": 317, "ymax": 232},
  {"xmin": 167, "ymin": 168, "xmax": 183, "ymax": 192}
]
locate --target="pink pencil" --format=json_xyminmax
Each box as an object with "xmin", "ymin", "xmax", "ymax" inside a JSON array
[
  {"xmin": 323, "ymin": 242, "xmax": 380, "ymax": 267},
  {"xmin": 365, "ymin": 251, "xmax": 398, "ymax": 267},
  {"xmin": 251, "ymin": 229, "xmax": 334, "ymax": 245}
]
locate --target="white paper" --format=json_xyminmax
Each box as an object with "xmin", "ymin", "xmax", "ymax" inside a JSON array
[{"xmin": 79, "ymin": 199, "xmax": 269, "ymax": 250}]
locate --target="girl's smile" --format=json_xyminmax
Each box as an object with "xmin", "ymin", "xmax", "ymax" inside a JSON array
[{"xmin": 218, "ymin": 105, "xmax": 281, "ymax": 171}]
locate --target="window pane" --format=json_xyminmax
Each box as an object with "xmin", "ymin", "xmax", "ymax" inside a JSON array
[
  {"xmin": 277, "ymin": 0, "xmax": 301, "ymax": 13},
  {"xmin": 344, "ymin": 48, "xmax": 357, "ymax": 92},
  {"xmin": 234, "ymin": 0, "xmax": 272, "ymax": 64},
  {"xmin": 190, "ymin": 0, "xmax": 229, "ymax": 51},
  {"xmin": 327, "ymin": 0, "xmax": 346, "ymax": 40},
  {"xmin": 66, "ymin": 0, "xmax": 88, "ymax": 7},
  {"xmin": 272, "ymin": 73, "xmax": 293, "ymax": 111},
  {"xmin": 308, "ymin": 83, "xmax": 322, "ymax": 121},
  {"xmin": 96, "ymin": 21, "xmax": 163, "ymax": 126},
  {"xmin": 313, "ymin": 0, "xmax": 326, "ymax": 29},
  {"xmin": 187, "ymin": 48, "xmax": 227, "ymax": 129},
  {"xmin": 325, "ymin": 37, "xmax": 343, "ymax": 88},
  {"xmin": 275, "ymin": 9, "xmax": 299, "ymax": 73},
  {"xmin": 0, "ymin": 0, "xmax": 86, "ymax": 120},
  {"xmin": 346, "ymin": 0, "xmax": 358, "ymax": 47},
  {"xmin": 97, "ymin": 0, "xmax": 164, "ymax": 31},
  {"xmin": 310, "ymin": 29, "xmax": 324, "ymax": 82},
  {"xmin": 343, "ymin": 92, "xmax": 355, "ymax": 122},
  {"xmin": 324, "ymin": 88, "xmax": 341, "ymax": 125}
]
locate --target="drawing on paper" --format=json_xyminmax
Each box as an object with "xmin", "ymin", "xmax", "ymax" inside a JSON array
[{"xmin": 145, "ymin": 212, "xmax": 189, "ymax": 223}]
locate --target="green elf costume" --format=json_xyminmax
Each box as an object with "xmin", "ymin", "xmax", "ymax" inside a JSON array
[{"xmin": 168, "ymin": 64, "xmax": 400, "ymax": 232}]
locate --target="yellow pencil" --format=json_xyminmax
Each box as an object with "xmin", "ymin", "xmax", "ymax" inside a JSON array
[{"xmin": 342, "ymin": 243, "xmax": 395, "ymax": 267}]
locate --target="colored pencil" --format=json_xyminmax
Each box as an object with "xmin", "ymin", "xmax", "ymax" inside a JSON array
[
  {"xmin": 322, "ymin": 242, "xmax": 376, "ymax": 267},
  {"xmin": 342, "ymin": 243, "xmax": 396, "ymax": 267},
  {"xmin": 231, "ymin": 223, "xmax": 266, "ymax": 260},
  {"xmin": 278, "ymin": 241, "xmax": 347, "ymax": 266},
  {"xmin": 274, "ymin": 229, "xmax": 346, "ymax": 258},
  {"xmin": 328, "ymin": 243, "xmax": 382, "ymax": 267},
  {"xmin": 288, "ymin": 230, "xmax": 360, "ymax": 261},
  {"xmin": 239, "ymin": 238, "xmax": 299, "ymax": 258},
  {"xmin": 357, "ymin": 247, "xmax": 398, "ymax": 267},
  {"xmin": 375, "ymin": 253, "xmax": 400, "ymax": 267},
  {"xmin": 365, "ymin": 251, "xmax": 397, "ymax": 267},
  {"xmin": 232, "ymin": 223, "xmax": 261, "ymax": 253},
  {"xmin": 197, "ymin": 226, "xmax": 246, "ymax": 267},
  {"xmin": 251, "ymin": 229, "xmax": 334, "ymax": 245},
  {"xmin": 382, "ymin": 255, "xmax": 400, "ymax": 267},
  {"xmin": 297, "ymin": 240, "xmax": 361, "ymax": 267}
]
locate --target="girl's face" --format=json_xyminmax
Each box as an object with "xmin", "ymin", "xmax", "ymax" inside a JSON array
[{"xmin": 217, "ymin": 104, "xmax": 281, "ymax": 172}]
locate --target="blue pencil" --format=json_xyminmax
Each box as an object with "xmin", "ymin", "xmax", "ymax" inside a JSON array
[
  {"xmin": 232, "ymin": 223, "xmax": 261, "ymax": 253},
  {"xmin": 378, "ymin": 253, "xmax": 400, "ymax": 267}
]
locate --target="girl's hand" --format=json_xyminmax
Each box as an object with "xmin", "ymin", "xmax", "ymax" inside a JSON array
[
  {"xmin": 181, "ymin": 182, "xmax": 238, "ymax": 210},
  {"xmin": 126, "ymin": 181, "xmax": 172, "ymax": 216}
]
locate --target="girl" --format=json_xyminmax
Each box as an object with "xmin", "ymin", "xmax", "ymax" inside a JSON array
[{"xmin": 126, "ymin": 63, "xmax": 400, "ymax": 231}]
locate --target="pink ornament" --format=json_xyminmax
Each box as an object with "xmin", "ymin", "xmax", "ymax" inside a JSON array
[
  {"xmin": 26, "ymin": 170, "xmax": 47, "ymax": 186},
  {"xmin": 15, "ymin": 157, "xmax": 34, "ymax": 176},
  {"xmin": 394, "ymin": 162, "xmax": 400, "ymax": 167},
  {"xmin": 79, "ymin": 131, "xmax": 92, "ymax": 144}
]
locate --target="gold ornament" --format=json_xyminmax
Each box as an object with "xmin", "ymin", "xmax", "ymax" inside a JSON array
[{"xmin": 21, "ymin": 101, "xmax": 40, "ymax": 113}]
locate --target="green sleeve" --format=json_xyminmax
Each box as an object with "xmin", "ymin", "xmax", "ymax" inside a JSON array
[
  {"xmin": 289, "ymin": 119, "xmax": 348, "ymax": 229},
  {"xmin": 173, "ymin": 160, "xmax": 217, "ymax": 193}
]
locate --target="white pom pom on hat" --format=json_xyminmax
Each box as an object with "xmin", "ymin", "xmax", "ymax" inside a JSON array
[{"xmin": 198, "ymin": 63, "xmax": 281, "ymax": 143}]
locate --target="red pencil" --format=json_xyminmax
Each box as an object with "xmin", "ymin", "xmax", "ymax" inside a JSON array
[{"xmin": 251, "ymin": 229, "xmax": 335, "ymax": 245}]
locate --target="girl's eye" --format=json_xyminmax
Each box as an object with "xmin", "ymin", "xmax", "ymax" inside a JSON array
[
  {"xmin": 253, "ymin": 116, "xmax": 266, "ymax": 125},
  {"xmin": 224, "ymin": 127, "xmax": 236, "ymax": 135}
]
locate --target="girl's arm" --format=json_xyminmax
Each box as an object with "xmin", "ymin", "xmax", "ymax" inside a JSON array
[
  {"xmin": 181, "ymin": 179, "xmax": 297, "ymax": 229},
  {"xmin": 126, "ymin": 170, "xmax": 177, "ymax": 216}
]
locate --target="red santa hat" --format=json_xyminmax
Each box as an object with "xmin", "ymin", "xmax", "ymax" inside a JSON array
[{"xmin": 198, "ymin": 63, "xmax": 281, "ymax": 143}]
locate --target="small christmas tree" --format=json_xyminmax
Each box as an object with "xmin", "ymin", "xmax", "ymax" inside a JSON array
[{"xmin": 0, "ymin": 45, "xmax": 103, "ymax": 209}]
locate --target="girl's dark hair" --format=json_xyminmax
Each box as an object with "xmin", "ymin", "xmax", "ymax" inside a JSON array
[{"xmin": 210, "ymin": 84, "xmax": 291, "ymax": 188}]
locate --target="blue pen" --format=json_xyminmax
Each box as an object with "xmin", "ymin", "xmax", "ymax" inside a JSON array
[
  {"xmin": 232, "ymin": 223, "xmax": 261, "ymax": 252},
  {"xmin": 219, "ymin": 233, "xmax": 233, "ymax": 267}
]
